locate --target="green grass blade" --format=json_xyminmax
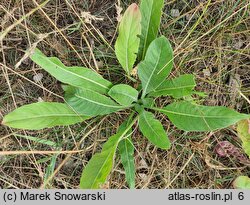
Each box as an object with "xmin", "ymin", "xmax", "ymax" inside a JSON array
[{"xmin": 14, "ymin": 134, "xmax": 58, "ymax": 147}]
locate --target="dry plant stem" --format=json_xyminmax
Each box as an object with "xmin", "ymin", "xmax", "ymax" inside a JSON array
[
  {"xmin": 178, "ymin": 1, "xmax": 250, "ymax": 53},
  {"xmin": 40, "ymin": 118, "xmax": 106, "ymax": 188},
  {"xmin": 0, "ymin": 150, "xmax": 85, "ymax": 156},
  {"xmin": 174, "ymin": 0, "xmax": 212, "ymax": 52},
  {"xmin": 81, "ymin": 33, "xmax": 99, "ymax": 71},
  {"xmin": 64, "ymin": 0, "xmax": 114, "ymax": 51},
  {"xmin": 204, "ymin": 133, "xmax": 242, "ymax": 170},
  {"xmin": 31, "ymin": 0, "xmax": 88, "ymax": 68},
  {"xmin": 0, "ymin": 178, "xmax": 19, "ymax": 189},
  {"xmin": 21, "ymin": 0, "xmax": 31, "ymax": 47},
  {"xmin": 165, "ymin": 153, "xmax": 195, "ymax": 188},
  {"xmin": 0, "ymin": 4, "xmax": 83, "ymax": 51},
  {"xmin": 0, "ymin": 63, "xmax": 63, "ymax": 99},
  {"xmin": 0, "ymin": 0, "xmax": 50, "ymax": 41},
  {"xmin": 239, "ymin": 91, "xmax": 250, "ymax": 105},
  {"xmin": 173, "ymin": 1, "xmax": 250, "ymax": 59},
  {"xmin": 1, "ymin": 44, "xmax": 17, "ymax": 108},
  {"xmin": 64, "ymin": 0, "xmax": 102, "ymax": 44}
]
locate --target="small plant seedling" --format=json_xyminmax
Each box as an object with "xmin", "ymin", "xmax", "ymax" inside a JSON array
[{"xmin": 2, "ymin": 0, "xmax": 250, "ymax": 189}]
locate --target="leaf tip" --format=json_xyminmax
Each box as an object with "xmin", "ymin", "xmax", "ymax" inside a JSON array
[{"xmin": 130, "ymin": 3, "xmax": 139, "ymax": 11}]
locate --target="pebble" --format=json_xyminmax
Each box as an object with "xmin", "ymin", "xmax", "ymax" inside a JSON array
[
  {"xmin": 33, "ymin": 73, "xmax": 43, "ymax": 83},
  {"xmin": 171, "ymin": 9, "xmax": 180, "ymax": 17}
]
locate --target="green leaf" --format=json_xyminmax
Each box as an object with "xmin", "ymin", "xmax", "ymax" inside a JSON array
[
  {"xmin": 237, "ymin": 120, "xmax": 250, "ymax": 158},
  {"xmin": 233, "ymin": 176, "xmax": 250, "ymax": 189},
  {"xmin": 65, "ymin": 89, "xmax": 125, "ymax": 116},
  {"xmin": 115, "ymin": 3, "xmax": 141, "ymax": 75},
  {"xmin": 138, "ymin": 36, "xmax": 173, "ymax": 98},
  {"xmin": 141, "ymin": 98, "xmax": 155, "ymax": 108},
  {"xmin": 155, "ymin": 101, "xmax": 250, "ymax": 131},
  {"xmin": 149, "ymin": 74, "xmax": 196, "ymax": 98},
  {"xmin": 138, "ymin": 0, "xmax": 164, "ymax": 60},
  {"xmin": 44, "ymin": 153, "xmax": 59, "ymax": 188},
  {"xmin": 80, "ymin": 133, "xmax": 120, "ymax": 189},
  {"xmin": 108, "ymin": 84, "xmax": 138, "ymax": 106},
  {"xmin": 80, "ymin": 117, "xmax": 137, "ymax": 189},
  {"xmin": 14, "ymin": 134, "xmax": 58, "ymax": 147},
  {"xmin": 31, "ymin": 49, "xmax": 112, "ymax": 94},
  {"xmin": 2, "ymin": 102, "xmax": 88, "ymax": 130},
  {"xmin": 118, "ymin": 137, "xmax": 135, "ymax": 189},
  {"xmin": 139, "ymin": 110, "xmax": 170, "ymax": 149}
]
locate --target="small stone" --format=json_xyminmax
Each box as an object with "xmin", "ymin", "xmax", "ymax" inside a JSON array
[
  {"xmin": 139, "ymin": 173, "xmax": 148, "ymax": 183},
  {"xmin": 171, "ymin": 9, "xmax": 180, "ymax": 17},
  {"xmin": 96, "ymin": 60, "xmax": 104, "ymax": 69},
  {"xmin": 33, "ymin": 73, "xmax": 43, "ymax": 83},
  {"xmin": 202, "ymin": 68, "xmax": 211, "ymax": 77},
  {"xmin": 139, "ymin": 159, "xmax": 148, "ymax": 168},
  {"xmin": 233, "ymin": 40, "xmax": 243, "ymax": 49},
  {"xmin": 37, "ymin": 97, "xmax": 43, "ymax": 102}
]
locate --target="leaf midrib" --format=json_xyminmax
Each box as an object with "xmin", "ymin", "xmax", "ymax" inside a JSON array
[
  {"xmin": 75, "ymin": 94, "xmax": 123, "ymax": 109},
  {"xmin": 142, "ymin": 43, "xmax": 163, "ymax": 96},
  {"xmin": 125, "ymin": 14, "xmax": 134, "ymax": 74},
  {"xmin": 157, "ymin": 108, "xmax": 244, "ymax": 119},
  {"xmin": 156, "ymin": 84, "xmax": 195, "ymax": 92},
  {"xmin": 90, "ymin": 150, "xmax": 115, "ymax": 188},
  {"xmin": 87, "ymin": 117, "xmax": 138, "ymax": 188},
  {"xmin": 38, "ymin": 54, "xmax": 109, "ymax": 90},
  {"xmin": 4, "ymin": 113, "xmax": 84, "ymax": 123},
  {"xmin": 112, "ymin": 91, "xmax": 137, "ymax": 101},
  {"xmin": 142, "ymin": 112, "xmax": 162, "ymax": 143},
  {"xmin": 124, "ymin": 139, "xmax": 133, "ymax": 186}
]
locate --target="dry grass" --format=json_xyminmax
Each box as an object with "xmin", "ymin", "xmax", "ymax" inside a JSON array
[{"xmin": 0, "ymin": 0, "xmax": 250, "ymax": 188}]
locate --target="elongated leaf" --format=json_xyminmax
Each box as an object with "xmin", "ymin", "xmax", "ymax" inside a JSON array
[
  {"xmin": 2, "ymin": 102, "xmax": 88, "ymax": 130},
  {"xmin": 155, "ymin": 101, "xmax": 250, "ymax": 131},
  {"xmin": 31, "ymin": 49, "xmax": 112, "ymax": 94},
  {"xmin": 233, "ymin": 176, "xmax": 250, "ymax": 189},
  {"xmin": 108, "ymin": 84, "xmax": 138, "ymax": 106},
  {"xmin": 65, "ymin": 89, "xmax": 125, "ymax": 116},
  {"xmin": 14, "ymin": 134, "xmax": 58, "ymax": 147},
  {"xmin": 118, "ymin": 135, "xmax": 135, "ymax": 189},
  {"xmin": 80, "ymin": 133, "xmax": 120, "ymax": 189},
  {"xmin": 138, "ymin": 0, "xmax": 164, "ymax": 60},
  {"xmin": 80, "ymin": 117, "xmax": 136, "ymax": 189},
  {"xmin": 115, "ymin": 3, "xmax": 141, "ymax": 75},
  {"xmin": 139, "ymin": 110, "xmax": 170, "ymax": 149},
  {"xmin": 138, "ymin": 36, "xmax": 173, "ymax": 98},
  {"xmin": 237, "ymin": 120, "xmax": 250, "ymax": 158},
  {"xmin": 44, "ymin": 153, "xmax": 59, "ymax": 188},
  {"xmin": 149, "ymin": 74, "xmax": 196, "ymax": 98}
]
